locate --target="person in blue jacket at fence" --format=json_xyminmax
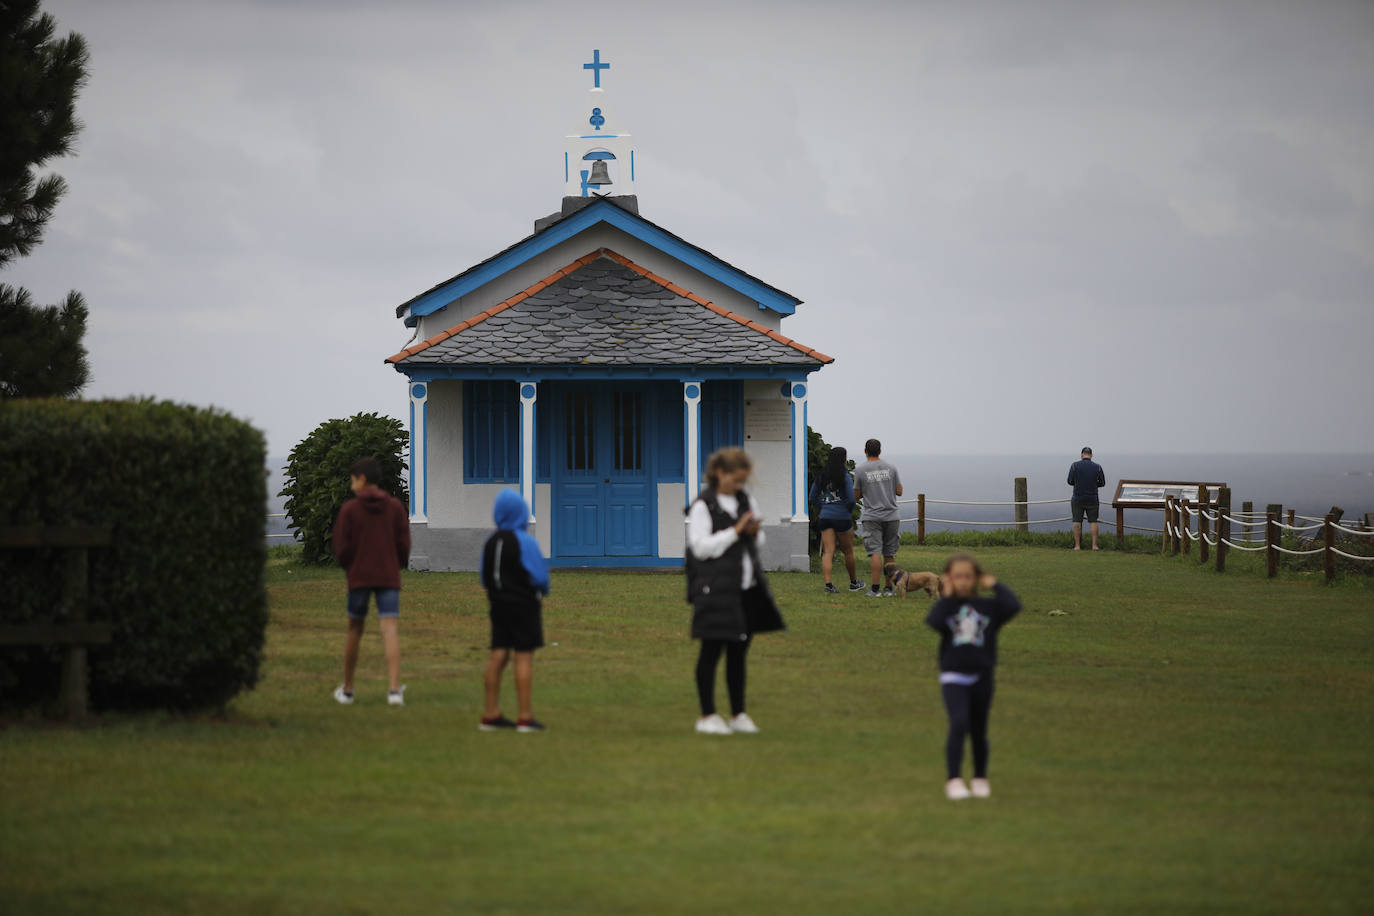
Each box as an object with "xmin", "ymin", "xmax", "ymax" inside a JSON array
[
  {"xmin": 809, "ymin": 447, "xmax": 864, "ymax": 594},
  {"xmin": 1067, "ymin": 446, "xmax": 1107, "ymax": 551}
]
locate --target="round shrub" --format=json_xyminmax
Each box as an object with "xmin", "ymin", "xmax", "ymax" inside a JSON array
[
  {"xmin": 0, "ymin": 398, "xmax": 268, "ymax": 711},
  {"xmin": 279, "ymin": 412, "xmax": 408, "ymax": 566}
]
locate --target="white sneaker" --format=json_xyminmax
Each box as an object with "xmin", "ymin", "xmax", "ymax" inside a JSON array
[
  {"xmin": 332, "ymin": 685, "xmax": 354, "ymax": 705},
  {"xmin": 945, "ymin": 778, "xmax": 972, "ymax": 800},
  {"xmin": 387, "ymin": 685, "xmax": 406, "ymax": 707},
  {"xmin": 695, "ymin": 713, "xmax": 732, "ymax": 735},
  {"xmin": 729, "ymin": 712, "xmax": 759, "ymax": 734},
  {"xmin": 970, "ymin": 778, "xmax": 991, "ymax": 798}
]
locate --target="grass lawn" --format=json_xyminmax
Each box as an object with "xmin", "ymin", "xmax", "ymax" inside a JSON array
[{"xmin": 2, "ymin": 547, "xmax": 1372, "ymax": 914}]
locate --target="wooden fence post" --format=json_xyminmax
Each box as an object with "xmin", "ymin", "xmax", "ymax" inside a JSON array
[
  {"xmin": 1115, "ymin": 505, "xmax": 1125, "ymax": 548},
  {"xmin": 1266, "ymin": 512, "xmax": 1278, "ymax": 578},
  {"xmin": 1170, "ymin": 497, "xmax": 1181, "ymax": 554},
  {"xmin": 1324, "ymin": 513, "xmax": 1336, "ymax": 583},
  {"xmin": 1216, "ymin": 487, "xmax": 1231, "ymax": 573},
  {"xmin": 917, "ymin": 494, "xmax": 926, "ymax": 546},
  {"xmin": 1162, "ymin": 496, "xmax": 1172, "ymax": 553},
  {"xmin": 1181, "ymin": 497, "xmax": 1192, "ymax": 556},
  {"xmin": 58, "ymin": 544, "xmax": 91, "ymax": 720},
  {"xmin": 1171, "ymin": 497, "xmax": 1181, "ymax": 555},
  {"xmin": 1014, "ymin": 477, "xmax": 1028, "ymax": 533},
  {"xmin": 1198, "ymin": 485, "xmax": 1210, "ymax": 565},
  {"xmin": 1172, "ymin": 496, "xmax": 1181, "ymax": 555},
  {"xmin": 1287, "ymin": 508, "xmax": 1296, "ymax": 529},
  {"xmin": 1242, "ymin": 501, "xmax": 1254, "ymax": 541}
]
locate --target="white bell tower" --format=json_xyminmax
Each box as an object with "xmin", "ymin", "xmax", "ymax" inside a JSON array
[{"xmin": 564, "ymin": 49, "xmax": 636, "ymax": 198}]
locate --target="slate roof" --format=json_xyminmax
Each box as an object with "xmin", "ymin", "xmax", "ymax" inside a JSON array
[
  {"xmin": 387, "ymin": 248, "xmax": 833, "ymax": 368},
  {"xmin": 393, "ymin": 195, "xmax": 802, "ymax": 322}
]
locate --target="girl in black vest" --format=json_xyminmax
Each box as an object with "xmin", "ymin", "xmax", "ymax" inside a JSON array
[{"xmin": 686, "ymin": 447, "xmax": 785, "ymax": 735}]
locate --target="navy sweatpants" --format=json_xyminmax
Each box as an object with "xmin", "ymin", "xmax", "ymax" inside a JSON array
[{"xmin": 941, "ymin": 673, "xmax": 995, "ymax": 780}]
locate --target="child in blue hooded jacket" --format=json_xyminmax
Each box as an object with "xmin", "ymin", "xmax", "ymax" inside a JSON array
[{"xmin": 479, "ymin": 489, "xmax": 551, "ymax": 733}]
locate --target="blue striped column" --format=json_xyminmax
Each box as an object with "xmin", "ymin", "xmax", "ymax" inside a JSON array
[
  {"xmin": 683, "ymin": 380, "xmax": 702, "ymax": 506},
  {"xmin": 408, "ymin": 382, "xmax": 428, "ymax": 523},
  {"xmin": 519, "ymin": 381, "xmax": 538, "ymax": 523},
  {"xmin": 789, "ymin": 382, "xmax": 808, "ymax": 521}
]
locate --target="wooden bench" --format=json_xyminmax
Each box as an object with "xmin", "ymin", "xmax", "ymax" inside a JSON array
[
  {"xmin": 1110, "ymin": 480, "xmax": 1228, "ymax": 547},
  {"xmin": 0, "ymin": 525, "xmax": 112, "ymax": 719}
]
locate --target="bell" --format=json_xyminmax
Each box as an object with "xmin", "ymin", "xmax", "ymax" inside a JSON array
[{"xmin": 587, "ymin": 160, "xmax": 612, "ymax": 186}]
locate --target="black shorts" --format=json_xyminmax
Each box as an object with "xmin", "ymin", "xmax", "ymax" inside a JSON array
[
  {"xmin": 490, "ymin": 604, "xmax": 544, "ymax": 652},
  {"xmin": 1071, "ymin": 499, "xmax": 1100, "ymax": 524},
  {"xmin": 817, "ymin": 517, "xmax": 853, "ymax": 534}
]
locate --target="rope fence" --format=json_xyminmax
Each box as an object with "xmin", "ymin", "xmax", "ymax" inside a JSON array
[
  {"xmin": 265, "ymin": 513, "xmax": 296, "ymax": 541},
  {"xmin": 920, "ymin": 516, "xmax": 1075, "ymax": 526},
  {"xmin": 1160, "ymin": 490, "xmax": 1373, "ymax": 582},
  {"xmin": 877, "ymin": 478, "xmax": 1370, "ymax": 583},
  {"xmin": 898, "ymin": 497, "xmax": 1070, "ymax": 506}
]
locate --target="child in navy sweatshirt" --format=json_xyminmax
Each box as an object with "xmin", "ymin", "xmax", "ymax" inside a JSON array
[
  {"xmin": 925, "ymin": 553, "xmax": 1021, "ymax": 800},
  {"xmin": 479, "ymin": 489, "xmax": 551, "ymax": 733}
]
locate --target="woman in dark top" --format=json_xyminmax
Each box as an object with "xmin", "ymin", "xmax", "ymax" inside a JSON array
[
  {"xmin": 925, "ymin": 552, "xmax": 1021, "ymax": 800},
  {"xmin": 808, "ymin": 447, "xmax": 863, "ymax": 594}
]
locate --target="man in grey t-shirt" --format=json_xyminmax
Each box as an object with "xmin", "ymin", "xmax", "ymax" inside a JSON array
[{"xmin": 852, "ymin": 438, "xmax": 903, "ymax": 597}]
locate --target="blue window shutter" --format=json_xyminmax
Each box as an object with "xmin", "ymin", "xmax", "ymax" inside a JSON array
[
  {"xmin": 699, "ymin": 381, "xmax": 743, "ymax": 466},
  {"xmin": 464, "ymin": 381, "xmax": 520, "ymax": 483}
]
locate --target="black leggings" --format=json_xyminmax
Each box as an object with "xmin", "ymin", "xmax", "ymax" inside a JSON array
[
  {"xmin": 941, "ymin": 674, "xmax": 995, "ymax": 780},
  {"xmin": 696, "ymin": 637, "xmax": 751, "ymax": 717}
]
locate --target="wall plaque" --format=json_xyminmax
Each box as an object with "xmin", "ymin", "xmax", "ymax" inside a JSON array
[{"xmin": 744, "ymin": 399, "xmax": 792, "ymax": 441}]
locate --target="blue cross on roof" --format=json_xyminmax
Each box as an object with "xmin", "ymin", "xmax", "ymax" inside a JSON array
[{"xmin": 583, "ymin": 49, "xmax": 610, "ymax": 88}]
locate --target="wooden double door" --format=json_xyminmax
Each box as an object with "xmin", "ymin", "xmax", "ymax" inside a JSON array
[{"xmin": 551, "ymin": 384, "xmax": 656, "ymax": 558}]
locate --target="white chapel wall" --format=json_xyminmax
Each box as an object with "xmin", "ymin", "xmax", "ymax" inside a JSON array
[
  {"xmin": 740, "ymin": 378, "xmax": 794, "ymax": 526},
  {"xmin": 657, "ymin": 483, "xmax": 687, "ymax": 560},
  {"xmin": 423, "ymin": 380, "xmax": 508, "ymax": 531}
]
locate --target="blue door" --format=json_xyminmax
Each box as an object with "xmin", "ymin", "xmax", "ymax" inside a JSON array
[{"xmin": 552, "ymin": 385, "xmax": 656, "ymax": 558}]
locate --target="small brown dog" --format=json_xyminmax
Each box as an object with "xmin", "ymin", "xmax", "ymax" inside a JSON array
[{"xmin": 886, "ymin": 564, "xmax": 940, "ymax": 598}]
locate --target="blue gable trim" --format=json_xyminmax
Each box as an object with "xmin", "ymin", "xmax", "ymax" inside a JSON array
[
  {"xmin": 394, "ymin": 364, "xmax": 821, "ymax": 383},
  {"xmin": 397, "ymin": 198, "xmax": 802, "ymax": 327}
]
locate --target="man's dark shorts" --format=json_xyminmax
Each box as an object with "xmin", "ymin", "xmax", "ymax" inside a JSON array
[
  {"xmin": 490, "ymin": 604, "xmax": 544, "ymax": 653},
  {"xmin": 1071, "ymin": 499, "xmax": 1100, "ymax": 524},
  {"xmin": 817, "ymin": 517, "xmax": 853, "ymax": 534}
]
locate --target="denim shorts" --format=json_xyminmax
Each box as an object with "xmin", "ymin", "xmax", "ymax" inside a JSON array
[
  {"xmin": 817, "ymin": 517, "xmax": 853, "ymax": 534},
  {"xmin": 347, "ymin": 587, "xmax": 400, "ymax": 620}
]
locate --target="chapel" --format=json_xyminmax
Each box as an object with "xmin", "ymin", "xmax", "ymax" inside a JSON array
[{"xmin": 385, "ymin": 51, "xmax": 833, "ymax": 571}]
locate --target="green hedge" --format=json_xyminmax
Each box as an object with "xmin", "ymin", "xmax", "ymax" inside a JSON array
[{"xmin": 0, "ymin": 399, "xmax": 268, "ymax": 711}]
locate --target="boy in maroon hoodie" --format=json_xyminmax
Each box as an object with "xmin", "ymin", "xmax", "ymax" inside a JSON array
[{"xmin": 331, "ymin": 457, "xmax": 411, "ymax": 706}]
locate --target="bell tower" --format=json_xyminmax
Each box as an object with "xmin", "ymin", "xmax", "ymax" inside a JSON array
[{"xmin": 563, "ymin": 49, "xmax": 637, "ymax": 200}]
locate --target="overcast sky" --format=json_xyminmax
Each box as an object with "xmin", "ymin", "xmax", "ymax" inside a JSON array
[{"xmin": 10, "ymin": 0, "xmax": 1374, "ymax": 458}]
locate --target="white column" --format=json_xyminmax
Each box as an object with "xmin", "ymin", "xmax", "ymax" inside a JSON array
[
  {"xmin": 519, "ymin": 381, "xmax": 538, "ymax": 522},
  {"xmin": 408, "ymin": 381, "xmax": 429, "ymax": 523},
  {"xmin": 789, "ymin": 381, "xmax": 809, "ymax": 521},
  {"xmin": 683, "ymin": 380, "xmax": 702, "ymax": 507}
]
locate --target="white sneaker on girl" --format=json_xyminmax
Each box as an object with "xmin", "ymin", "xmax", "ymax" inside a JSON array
[
  {"xmin": 970, "ymin": 778, "xmax": 991, "ymax": 798},
  {"xmin": 729, "ymin": 713, "xmax": 759, "ymax": 734},
  {"xmin": 695, "ymin": 713, "xmax": 732, "ymax": 735},
  {"xmin": 945, "ymin": 778, "xmax": 972, "ymax": 800}
]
